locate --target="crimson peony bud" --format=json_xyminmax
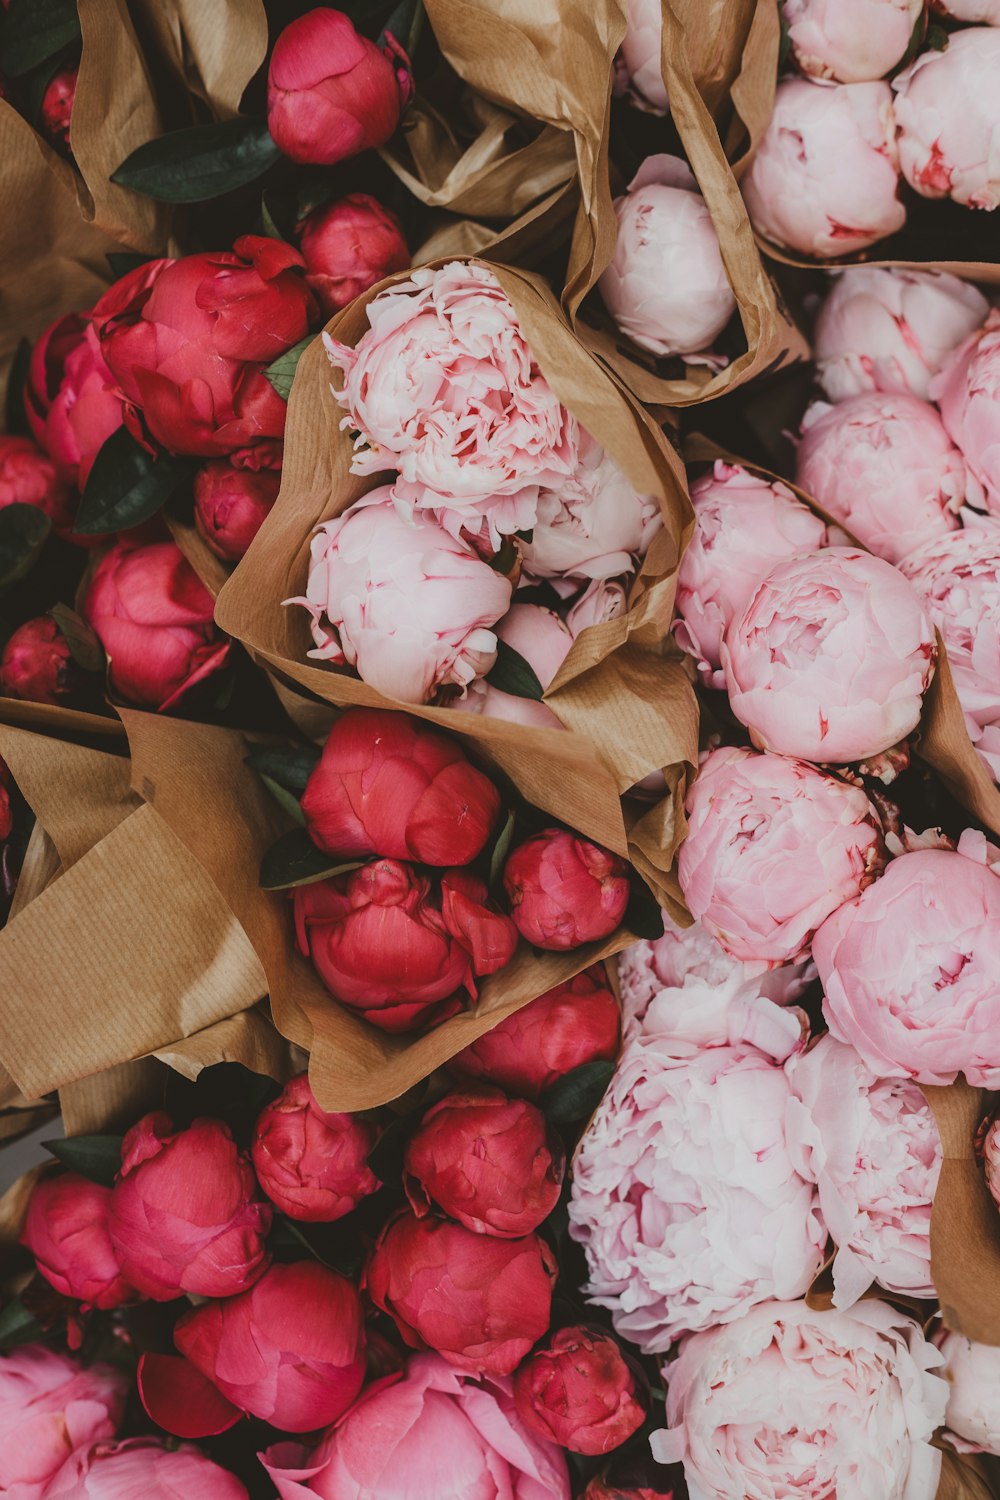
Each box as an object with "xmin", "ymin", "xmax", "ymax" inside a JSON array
[
  {"xmin": 21, "ymin": 1172, "xmax": 138, "ymax": 1311},
  {"xmin": 193, "ymin": 459, "xmax": 280, "ymax": 562},
  {"xmin": 366, "ymin": 1209, "xmax": 556, "ymax": 1375},
  {"xmin": 0, "ymin": 757, "xmax": 12, "ymax": 844},
  {"xmin": 301, "ymin": 706, "xmax": 501, "ymax": 866},
  {"xmin": 582, "ymin": 1470, "xmax": 680, "ymax": 1500},
  {"xmin": 299, "ymin": 193, "xmax": 410, "ymax": 316},
  {"xmin": 0, "ymin": 434, "xmax": 73, "ymax": 532},
  {"xmin": 512, "ymin": 1325, "xmax": 647, "ymax": 1456},
  {"xmin": 251, "ymin": 1071, "xmax": 379, "ymax": 1221},
  {"xmin": 0, "ymin": 616, "xmax": 80, "ymax": 706},
  {"xmin": 449, "ymin": 966, "xmax": 621, "ymax": 1099},
  {"xmin": 504, "ymin": 829, "xmax": 630, "ymax": 950},
  {"xmin": 294, "ymin": 859, "xmax": 517, "ymax": 1032},
  {"xmin": 39, "ymin": 66, "xmax": 76, "ymax": 152},
  {"xmin": 403, "ymin": 1087, "xmax": 564, "ymax": 1237},
  {"xmin": 267, "ymin": 8, "xmax": 413, "ymax": 167},
  {"xmin": 25, "ymin": 315, "xmax": 124, "ymax": 491},
  {"xmin": 108, "ymin": 1113, "xmax": 271, "ymax": 1301}
]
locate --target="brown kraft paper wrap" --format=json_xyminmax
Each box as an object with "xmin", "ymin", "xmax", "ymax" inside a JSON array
[
  {"xmin": 128, "ymin": 0, "xmax": 268, "ymax": 119},
  {"xmin": 935, "ymin": 1448, "xmax": 997, "ymax": 1500}
]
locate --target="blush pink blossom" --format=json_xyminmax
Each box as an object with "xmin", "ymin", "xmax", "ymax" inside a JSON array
[
  {"xmin": 893, "ymin": 27, "xmax": 1000, "ymax": 209},
  {"xmin": 781, "ymin": 0, "xmax": 923, "ymax": 82},
  {"xmin": 41, "ymin": 1437, "xmax": 248, "ymax": 1499},
  {"xmin": 620, "ymin": 0, "xmax": 668, "ymax": 110},
  {"xmin": 741, "ymin": 77, "xmax": 905, "ymax": 257},
  {"xmin": 932, "ymin": 0, "xmax": 1000, "ymax": 17},
  {"xmin": 935, "ymin": 1332, "xmax": 1000, "ymax": 1455},
  {"xmin": 565, "ymin": 578, "xmax": 629, "ymax": 635},
  {"xmin": 0, "ymin": 1345, "xmax": 127, "ymax": 1500},
  {"xmin": 451, "ymin": 603, "xmax": 572, "ymax": 729},
  {"xmin": 722, "ymin": 546, "xmax": 936, "ymax": 763},
  {"xmin": 931, "ymin": 309, "xmax": 1000, "ymax": 514}
]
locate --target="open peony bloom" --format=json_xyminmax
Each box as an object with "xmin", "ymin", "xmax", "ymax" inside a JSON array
[
  {"xmin": 292, "ymin": 488, "xmax": 512, "ymax": 704},
  {"xmin": 932, "ymin": 309, "xmax": 1000, "ymax": 514},
  {"xmin": 26, "ymin": 316, "xmax": 124, "ymax": 489},
  {"xmin": 651, "ymin": 1299, "xmax": 948, "ymax": 1500},
  {"xmin": 299, "ymin": 192, "xmax": 409, "ymax": 316},
  {"xmin": 42, "ymin": 1437, "xmax": 249, "ymax": 1498},
  {"xmin": 741, "ymin": 77, "xmax": 905, "ymax": 257},
  {"xmin": 259, "ymin": 1351, "xmax": 570, "ymax": 1499},
  {"xmin": 893, "ymin": 27, "xmax": 1000, "ymax": 209},
  {"xmin": 0, "ymin": 1345, "xmax": 128, "ymax": 1500},
  {"xmin": 932, "ymin": 0, "xmax": 1000, "ymax": 17},
  {"xmin": 251, "ymin": 1072, "xmax": 380, "ymax": 1221},
  {"xmin": 781, "ymin": 0, "xmax": 923, "ymax": 82},
  {"xmin": 512, "ymin": 1325, "xmax": 647, "ymax": 1457},
  {"xmin": 598, "ymin": 155, "xmax": 736, "ymax": 359},
  {"xmin": 0, "ymin": 434, "xmax": 73, "ymax": 533},
  {"xmin": 675, "ymin": 461, "xmax": 828, "ymax": 689},
  {"xmin": 326, "ymin": 262, "xmax": 579, "ymax": 537},
  {"xmin": 568, "ymin": 1037, "xmax": 826, "ymax": 1351},
  {"xmin": 22, "ymin": 1172, "xmax": 138, "ymax": 1310},
  {"xmin": 786, "ymin": 1034, "xmax": 940, "ymax": 1308},
  {"xmin": 619, "ymin": 0, "xmax": 668, "ymax": 110},
  {"xmin": 503, "ymin": 828, "xmax": 630, "ymax": 950},
  {"xmin": 795, "ymin": 393, "xmax": 967, "ymax": 563},
  {"xmin": 0, "ymin": 616, "xmax": 79, "ymax": 706},
  {"xmin": 935, "ymin": 1332, "xmax": 1000, "ymax": 1455},
  {"xmin": 900, "ymin": 528, "xmax": 1000, "ymax": 780},
  {"xmin": 679, "ymin": 746, "xmax": 885, "ymax": 969},
  {"xmin": 814, "ymin": 832, "xmax": 1000, "ymax": 1087},
  {"xmin": 814, "ymin": 266, "xmax": 989, "ymax": 403},
  {"xmin": 366, "ymin": 1210, "xmax": 556, "ymax": 1375},
  {"xmin": 451, "ymin": 603, "xmax": 572, "ymax": 730},
  {"xmin": 722, "ymin": 546, "xmax": 936, "ymax": 763},
  {"xmin": 193, "ymin": 460, "xmax": 280, "ymax": 562}
]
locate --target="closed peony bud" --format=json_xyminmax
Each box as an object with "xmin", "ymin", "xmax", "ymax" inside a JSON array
[
  {"xmin": 599, "ymin": 155, "xmax": 736, "ymax": 358},
  {"xmin": 0, "ymin": 434, "xmax": 73, "ymax": 532},
  {"xmin": 933, "ymin": 0, "xmax": 1000, "ymax": 17},
  {"xmin": 0, "ymin": 1344, "xmax": 128, "ymax": 1500},
  {"xmin": 0, "ymin": 757, "xmax": 12, "ymax": 844},
  {"xmin": 403, "ymin": 1087, "xmax": 564, "ymax": 1236},
  {"xmin": 108, "ymin": 1112, "xmax": 271, "ymax": 1301},
  {"xmin": 39, "ymin": 66, "xmax": 76, "ymax": 151},
  {"xmin": 451, "ymin": 603, "xmax": 573, "ymax": 730},
  {"xmin": 619, "ymin": 0, "xmax": 668, "ymax": 109},
  {"xmin": 21, "ymin": 1172, "xmax": 138, "ymax": 1310},
  {"xmin": 722, "ymin": 547, "xmax": 936, "ymax": 763},
  {"xmin": 449, "ymin": 966, "xmax": 621, "ymax": 1098},
  {"xmin": 299, "ymin": 192, "xmax": 409, "ymax": 316},
  {"xmin": 81, "ymin": 540, "xmax": 230, "ymax": 711},
  {"xmin": 565, "ymin": 578, "xmax": 629, "ymax": 635},
  {"xmin": 503, "ymin": 828, "xmax": 630, "ymax": 950},
  {"xmin": 193, "ymin": 460, "xmax": 280, "ymax": 561},
  {"xmin": 936, "ymin": 1332, "xmax": 1000, "ymax": 1455},
  {"xmin": 0, "ymin": 616, "xmax": 80, "ymax": 706},
  {"xmin": 26, "ymin": 316, "xmax": 124, "ymax": 490},
  {"xmin": 893, "ymin": 27, "xmax": 1000, "ymax": 209},
  {"xmin": 301, "ymin": 706, "xmax": 500, "ymax": 865},
  {"xmin": 741, "ymin": 77, "xmax": 904, "ymax": 257},
  {"xmin": 513, "ymin": 1326, "xmax": 647, "ymax": 1456},
  {"xmin": 366, "ymin": 1210, "xmax": 556, "ymax": 1374},
  {"xmin": 293, "ymin": 859, "xmax": 518, "ymax": 1032},
  {"xmin": 582, "ymin": 1475, "xmax": 679, "ymax": 1500},
  {"xmin": 979, "ymin": 1108, "xmax": 1000, "ymax": 1209},
  {"xmin": 251, "ymin": 1071, "xmax": 379, "ymax": 1221},
  {"xmin": 781, "ymin": 0, "xmax": 923, "ymax": 82},
  {"xmin": 42, "ymin": 1437, "xmax": 248, "ymax": 1499},
  {"xmin": 932, "ymin": 308, "xmax": 1000, "ymax": 513}
]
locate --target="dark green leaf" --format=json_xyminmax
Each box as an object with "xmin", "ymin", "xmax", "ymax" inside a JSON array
[
  {"xmin": 778, "ymin": 14, "xmax": 792, "ymax": 69},
  {"xmin": 926, "ymin": 23, "xmax": 948, "ymax": 50},
  {"xmin": 488, "ymin": 535, "xmax": 518, "ymax": 575},
  {"xmin": 540, "ymin": 1061, "xmax": 615, "ymax": 1127},
  {"xmin": 624, "ymin": 874, "xmax": 664, "ymax": 942},
  {"xmin": 20, "ymin": 53, "xmax": 63, "ymax": 127},
  {"xmin": 111, "ymin": 118, "xmax": 282, "ymax": 205},
  {"xmin": 0, "ymin": 1298, "xmax": 43, "ymax": 1349},
  {"xmin": 260, "ymin": 193, "xmax": 287, "ymax": 243},
  {"xmin": 49, "ymin": 604, "xmax": 105, "ymax": 673},
  {"xmin": 75, "ymin": 427, "xmax": 195, "ymax": 536},
  {"xmin": 485, "ymin": 641, "xmax": 544, "ymax": 701},
  {"xmin": 259, "ymin": 827, "xmax": 364, "ymax": 890},
  {"xmin": 4, "ymin": 338, "xmax": 31, "ymax": 437},
  {"xmin": 44, "ymin": 1134, "xmax": 124, "ymax": 1188},
  {"xmin": 1, "ymin": 0, "xmax": 80, "ymax": 78},
  {"xmin": 245, "ymin": 744, "xmax": 321, "ymax": 795},
  {"xmin": 0, "ymin": 505, "xmax": 50, "ymax": 592},
  {"xmin": 488, "ymin": 808, "xmax": 516, "ymax": 890},
  {"xmin": 895, "ymin": 8, "xmax": 927, "ymax": 72},
  {"xmin": 264, "ymin": 336, "xmax": 315, "ymax": 402},
  {"xmin": 106, "ymin": 251, "xmax": 154, "ymax": 278},
  {"xmin": 258, "ymin": 773, "xmax": 306, "ymax": 826},
  {"xmin": 378, "ymin": 0, "xmax": 419, "ymax": 50}
]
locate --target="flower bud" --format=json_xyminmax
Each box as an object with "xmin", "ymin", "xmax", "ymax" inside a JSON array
[
  {"xmin": 513, "ymin": 1325, "xmax": 647, "ymax": 1456},
  {"xmin": 979, "ymin": 1107, "xmax": 1000, "ymax": 1210},
  {"xmin": 781, "ymin": 0, "xmax": 923, "ymax": 82},
  {"xmin": 40, "ymin": 65, "xmax": 76, "ymax": 151},
  {"xmin": 42, "ymin": 1437, "xmax": 249, "ymax": 1499},
  {"xmin": 193, "ymin": 460, "xmax": 280, "ymax": 562},
  {"xmin": 26, "ymin": 317, "xmax": 124, "ymax": 490},
  {"xmin": 251, "ymin": 1071, "xmax": 379, "ymax": 1221},
  {"xmin": 21, "ymin": 1172, "xmax": 138, "ymax": 1310},
  {"xmin": 932, "ymin": 308, "xmax": 1000, "ymax": 514},
  {"xmin": 933, "ymin": 0, "xmax": 1000, "ymax": 17},
  {"xmin": 0, "ymin": 434, "xmax": 73, "ymax": 532},
  {"xmin": 566, "ymin": 578, "xmax": 629, "ymax": 635},
  {"xmin": 893, "ymin": 27, "xmax": 1000, "ymax": 208},
  {"xmin": 503, "ymin": 828, "xmax": 630, "ymax": 950},
  {"xmin": 935, "ymin": 1331, "xmax": 1000, "ymax": 1456},
  {"xmin": 620, "ymin": 0, "xmax": 668, "ymax": 110},
  {"xmin": 299, "ymin": 192, "xmax": 409, "ymax": 316},
  {"xmin": 581, "ymin": 1475, "xmax": 680, "ymax": 1500},
  {"xmin": 0, "ymin": 616, "xmax": 79, "ymax": 706},
  {"xmin": 451, "ymin": 603, "xmax": 572, "ymax": 730},
  {"xmin": 0, "ymin": 1345, "xmax": 128, "ymax": 1500}
]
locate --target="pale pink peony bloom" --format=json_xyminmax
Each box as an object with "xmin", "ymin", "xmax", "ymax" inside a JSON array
[
  {"xmin": 620, "ymin": 0, "xmax": 668, "ymax": 110},
  {"xmin": 291, "ymin": 487, "xmax": 512, "ymax": 704},
  {"xmin": 678, "ymin": 746, "xmax": 886, "ymax": 969},
  {"xmin": 567, "ymin": 1037, "xmax": 826, "ymax": 1351},
  {"xmin": 893, "ymin": 27, "xmax": 1000, "ymax": 209},
  {"xmin": 933, "ymin": 0, "xmax": 1000, "ymax": 18},
  {"xmin": 814, "ymin": 830, "xmax": 1000, "ymax": 1087},
  {"xmin": 41, "ymin": 1437, "xmax": 248, "ymax": 1498},
  {"xmin": 899, "ymin": 527, "xmax": 1000, "ymax": 780},
  {"xmin": 451, "ymin": 603, "xmax": 572, "ymax": 729},
  {"xmin": 786, "ymin": 1034, "xmax": 940, "ymax": 1308},
  {"xmin": 935, "ymin": 1332, "xmax": 1000, "ymax": 1455},
  {"xmin": 741, "ymin": 77, "xmax": 905, "ymax": 257},
  {"xmin": 722, "ymin": 546, "xmax": 936, "ymax": 763},
  {"xmin": 651, "ymin": 1299, "xmax": 948, "ymax": 1500},
  {"xmin": 0, "ymin": 1346, "xmax": 128, "ymax": 1500},
  {"xmin": 814, "ymin": 266, "xmax": 988, "ymax": 403},
  {"xmin": 598, "ymin": 155, "xmax": 736, "ymax": 359},
  {"xmin": 932, "ymin": 309, "xmax": 1000, "ymax": 514},
  {"xmin": 782, "ymin": 0, "xmax": 924, "ymax": 82},
  {"xmin": 674, "ymin": 461, "xmax": 828, "ymax": 689},
  {"xmin": 565, "ymin": 578, "xmax": 628, "ymax": 635},
  {"xmin": 795, "ymin": 393, "xmax": 967, "ymax": 563}
]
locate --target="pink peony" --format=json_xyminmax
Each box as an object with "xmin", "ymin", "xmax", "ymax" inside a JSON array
[
  {"xmin": 598, "ymin": 155, "xmax": 736, "ymax": 358},
  {"xmin": 935, "ymin": 1332, "xmax": 1000, "ymax": 1455},
  {"xmin": 193, "ymin": 460, "xmax": 280, "ymax": 562},
  {"xmin": 503, "ymin": 828, "xmax": 630, "ymax": 951},
  {"xmin": 781, "ymin": 0, "xmax": 924, "ymax": 82},
  {"xmin": 565, "ymin": 578, "xmax": 629, "ymax": 635},
  {"xmin": 652, "ymin": 1299, "xmax": 947, "ymax": 1500},
  {"xmin": 299, "ymin": 192, "xmax": 409, "ymax": 316},
  {"xmin": 893, "ymin": 27, "xmax": 1000, "ymax": 209},
  {"xmin": 813, "ymin": 831, "xmax": 1000, "ymax": 1087},
  {"xmin": 722, "ymin": 546, "xmax": 936, "ymax": 763},
  {"xmin": 795, "ymin": 393, "xmax": 967, "ymax": 563},
  {"xmin": 291, "ymin": 487, "xmax": 512, "ymax": 704},
  {"xmin": 933, "ymin": 0, "xmax": 1000, "ymax": 17},
  {"xmin": 674, "ymin": 461, "xmax": 828, "ymax": 689},
  {"xmin": 41, "ymin": 1437, "xmax": 248, "ymax": 1498},
  {"xmin": 786, "ymin": 1034, "xmax": 940, "ymax": 1308},
  {"xmin": 0, "ymin": 1345, "xmax": 127, "ymax": 1500},
  {"xmin": 740, "ymin": 77, "xmax": 905, "ymax": 257},
  {"xmin": 451, "ymin": 603, "xmax": 572, "ymax": 729},
  {"xmin": 22, "ymin": 1172, "xmax": 138, "ymax": 1310},
  {"xmin": 0, "ymin": 434, "xmax": 74, "ymax": 533},
  {"xmin": 512, "ymin": 1325, "xmax": 647, "ymax": 1457},
  {"xmin": 568, "ymin": 1038, "xmax": 826, "ymax": 1350},
  {"xmin": 932, "ymin": 309, "xmax": 1000, "ymax": 514},
  {"xmin": 26, "ymin": 317, "xmax": 124, "ymax": 489},
  {"xmin": 619, "ymin": 0, "xmax": 668, "ymax": 110},
  {"xmin": 251, "ymin": 1072, "xmax": 380, "ymax": 1221}
]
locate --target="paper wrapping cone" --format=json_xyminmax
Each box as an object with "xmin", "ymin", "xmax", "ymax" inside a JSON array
[{"xmin": 129, "ymin": 0, "xmax": 267, "ymax": 118}]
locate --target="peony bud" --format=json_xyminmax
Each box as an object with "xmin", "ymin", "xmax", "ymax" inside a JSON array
[
  {"xmin": 41, "ymin": 1437, "xmax": 249, "ymax": 1499},
  {"xmin": 301, "ymin": 706, "xmax": 501, "ymax": 866},
  {"xmin": 620, "ymin": 0, "xmax": 668, "ymax": 109},
  {"xmin": 0, "ymin": 616, "xmax": 80, "ymax": 706},
  {"xmin": 0, "ymin": 757, "xmax": 12, "ymax": 844},
  {"xmin": 0, "ymin": 434, "xmax": 73, "ymax": 532},
  {"xmin": 403, "ymin": 1087, "xmax": 565, "ymax": 1236},
  {"xmin": 781, "ymin": 0, "xmax": 923, "ymax": 82},
  {"xmin": 250, "ymin": 1071, "xmax": 379, "ymax": 1221},
  {"xmin": 299, "ymin": 192, "xmax": 409, "ymax": 316},
  {"xmin": 21, "ymin": 1172, "xmax": 138, "ymax": 1310},
  {"xmin": 979, "ymin": 1108, "xmax": 1000, "ymax": 1209},
  {"xmin": 513, "ymin": 1325, "xmax": 647, "ymax": 1456},
  {"xmin": 932, "ymin": 308, "xmax": 1000, "ymax": 514},
  {"xmin": 366, "ymin": 1209, "xmax": 556, "ymax": 1374},
  {"xmin": 108, "ymin": 1112, "xmax": 271, "ymax": 1301},
  {"xmin": 451, "ymin": 603, "xmax": 573, "ymax": 730},
  {"xmin": 26, "ymin": 316, "xmax": 124, "ymax": 490},
  {"xmin": 0, "ymin": 1344, "xmax": 128, "ymax": 1500},
  {"xmin": 193, "ymin": 460, "xmax": 280, "ymax": 562},
  {"xmin": 932, "ymin": 0, "xmax": 1000, "ymax": 17},
  {"xmin": 581, "ymin": 1475, "xmax": 680, "ymax": 1500},
  {"xmin": 565, "ymin": 578, "xmax": 629, "ymax": 635},
  {"xmin": 267, "ymin": 8, "xmax": 412, "ymax": 166},
  {"xmin": 893, "ymin": 27, "xmax": 1000, "ymax": 209},
  {"xmin": 39, "ymin": 66, "xmax": 76, "ymax": 151},
  {"xmin": 935, "ymin": 1331, "xmax": 1000, "ymax": 1456},
  {"xmin": 503, "ymin": 828, "xmax": 630, "ymax": 950}
]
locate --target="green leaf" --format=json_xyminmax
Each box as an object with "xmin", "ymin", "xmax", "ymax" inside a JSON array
[
  {"xmin": 1, "ymin": 0, "xmax": 80, "ymax": 78},
  {"xmin": 0, "ymin": 1298, "xmax": 43, "ymax": 1349},
  {"xmin": 106, "ymin": 251, "xmax": 154, "ymax": 278},
  {"xmin": 0, "ymin": 505, "xmax": 50, "ymax": 592},
  {"xmin": 49, "ymin": 604, "xmax": 105, "ymax": 673},
  {"xmin": 259, "ymin": 827, "xmax": 364, "ymax": 891},
  {"xmin": 258, "ymin": 773, "xmax": 306, "ymax": 827},
  {"xmin": 379, "ymin": 0, "xmax": 421, "ymax": 51},
  {"xmin": 926, "ymin": 23, "xmax": 949, "ymax": 50},
  {"xmin": 485, "ymin": 641, "xmax": 544, "ymax": 701},
  {"xmin": 44, "ymin": 1134, "xmax": 124, "ymax": 1188},
  {"xmin": 260, "ymin": 193, "xmax": 287, "ymax": 243},
  {"xmin": 246, "ymin": 744, "xmax": 321, "ymax": 794},
  {"xmin": 4, "ymin": 338, "xmax": 31, "ymax": 438},
  {"xmin": 264, "ymin": 336, "xmax": 315, "ymax": 402},
  {"xmin": 75, "ymin": 427, "xmax": 195, "ymax": 536},
  {"xmin": 487, "ymin": 535, "xmax": 518, "ymax": 575},
  {"xmin": 540, "ymin": 1061, "xmax": 615, "ymax": 1127},
  {"xmin": 488, "ymin": 808, "xmax": 516, "ymax": 890},
  {"xmin": 111, "ymin": 118, "xmax": 282, "ymax": 205},
  {"xmin": 624, "ymin": 874, "xmax": 664, "ymax": 942}
]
